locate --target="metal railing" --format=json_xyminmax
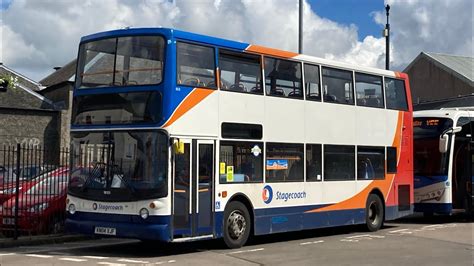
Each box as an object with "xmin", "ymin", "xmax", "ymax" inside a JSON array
[{"xmin": 0, "ymin": 144, "xmax": 69, "ymax": 239}]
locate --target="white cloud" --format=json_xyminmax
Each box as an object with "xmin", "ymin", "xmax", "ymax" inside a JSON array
[
  {"xmin": 373, "ymin": 0, "xmax": 473, "ymax": 69},
  {"xmin": 0, "ymin": 0, "xmax": 472, "ymax": 81}
]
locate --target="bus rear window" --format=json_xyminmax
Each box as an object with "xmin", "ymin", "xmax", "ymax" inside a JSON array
[
  {"xmin": 72, "ymin": 91, "xmax": 162, "ymax": 125},
  {"xmin": 77, "ymin": 36, "xmax": 164, "ymax": 88}
]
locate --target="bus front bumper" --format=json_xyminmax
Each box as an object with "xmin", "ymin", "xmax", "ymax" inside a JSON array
[{"xmin": 65, "ymin": 212, "xmax": 171, "ymax": 241}]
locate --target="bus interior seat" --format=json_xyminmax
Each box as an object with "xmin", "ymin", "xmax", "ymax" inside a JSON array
[
  {"xmin": 324, "ymin": 94, "xmax": 337, "ymax": 102},
  {"xmin": 230, "ymin": 83, "xmax": 245, "ymax": 92}
]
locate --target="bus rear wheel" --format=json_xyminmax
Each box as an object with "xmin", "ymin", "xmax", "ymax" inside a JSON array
[
  {"xmin": 365, "ymin": 194, "xmax": 384, "ymax": 232},
  {"xmin": 223, "ymin": 201, "xmax": 251, "ymax": 249}
]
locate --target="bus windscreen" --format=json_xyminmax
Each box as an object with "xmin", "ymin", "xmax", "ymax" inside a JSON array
[
  {"xmin": 76, "ymin": 36, "xmax": 165, "ymax": 88},
  {"xmin": 414, "ymin": 117, "xmax": 453, "ymax": 176}
]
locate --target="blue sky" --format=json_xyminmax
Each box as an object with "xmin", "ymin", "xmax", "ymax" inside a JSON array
[
  {"xmin": 310, "ymin": 0, "xmax": 384, "ymax": 41},
  {"xmin": 1, "ymin": 0, "xmax": 12, "ymax": 10}
]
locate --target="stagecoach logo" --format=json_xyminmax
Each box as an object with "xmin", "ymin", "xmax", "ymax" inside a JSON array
[
  {"xmin": 92, "ymin": 202, "xmax": 124, "ymax": 212},
  {"xmin": 251, "ymin": 145, "xmax": 262, "ymax": 157},
  {"xmin": 262, "ymin": 185, "xmax": 273, "ymax": 204},
  {"xmin": 262, "ymin": 185, "xmax": 307, "ymax": 204}
]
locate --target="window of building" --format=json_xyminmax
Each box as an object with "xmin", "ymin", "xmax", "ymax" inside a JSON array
[
  {"xmin": 220, "ymin": 141, "xmax": 263, "ymax": 183},
  {"xmin": 219, "ymin": 50, "xmax": 262, "ymax": 94},
  {"xmin": 387, "ymin": 147, "xmax": 397, "ymax": 173},
  {"xmin": 264, "ymin": 57, "xmax": 303, "ymax": 99},
  {"xmin": 322, "ymin": 67, "xmax": 354, "ymax": 105},
  {"xmin": 324, "ymin": 145, "xmax": 355, "ymax": 181},
  {"xmin": 266, "ymin": 143, "xmax": 304, "ymax": 182},
  {"xmin": 177, "ymin": 42, "xmax": 216, "ymax": 89},
  {"xmin": 355, "ymin": 73, "xmax": 384, "ymax": 108},
  {"xmin": 357, "ymin": 146, "xmax": 385, "ymax": 180},
  {"xmin": 304, "ymin": 64, "xmax": 321, "ymax": 101},
  {"xmin": 306, "ymin": 144, "xmax": 322, "ymax": 181},
  {"xmin": 385, "ymin": 78, "xmax": 408, "ymax": 111}
]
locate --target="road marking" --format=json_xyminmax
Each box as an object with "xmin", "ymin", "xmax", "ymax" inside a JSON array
[
  {"xmin": 98, "ymin": 262, "xmax": 127, "ymax": 266},
  {"xmin": 117, "ymin": 258, "xmax": 150, "ymax": 263},
  {"xmin": 59, "ymin": 257, "xmax": 88, "ymax": 262},
  {"xmin": 0, "ymin": 253, "xmax": 16, "ymax": 256},
  {"xmin": 389, "ymin": 229, "xmax": 410, "ymax": 233},
  {"xmin": 341, "ymin": 234, "xmax": 385, "ymax": 242},
  {"xmin": 168, "ymin": 260, "xmax": 176, "ymax": 263},
  {"xmin": 300, "ymin": 240, "xmax": 325, "ymax": 245},
  {"xmin": 82, "ymin": 255, "xmax": 109, "ymax": 260},
  {"xmin": 26, "ymin": 254, "xmax": 54, "ymax": 258},
  {"xmin": 228, "ymin": 248, "xmax": 264, "ymax": 254}
]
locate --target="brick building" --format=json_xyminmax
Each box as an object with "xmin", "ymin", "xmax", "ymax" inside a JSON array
[
  {"xmin": 0, "ymin": 63, "xmax": 60, "ymax": 151},
  {"xmin": 404, "ymin": 52, "xmax": 473, "ymax": 110}
]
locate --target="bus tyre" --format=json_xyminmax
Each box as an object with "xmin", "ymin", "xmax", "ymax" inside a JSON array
[
  {"xmin": 223, "ymin": 201, "xmax": 251, "ymax": 249},
  {"xmin": 365, "ymin": 194, "xmax": 384, "ymax": 232}
]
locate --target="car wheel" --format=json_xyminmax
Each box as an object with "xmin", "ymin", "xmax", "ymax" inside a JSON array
[
  {"xmin": 223, "ymin": 201, "xmax": 251, "ymax": 249},
  {"xmin": 366, "ymin": 194, "xmax": 384, "ymax": 232}
]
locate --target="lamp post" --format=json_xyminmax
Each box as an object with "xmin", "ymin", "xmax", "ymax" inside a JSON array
[
  {"xmin": 299, "ymin": 0, "xmax": 303, "ymax": 54},
  {"xmin": 384, "ymin": 4, "xmax": 390, "ymax": 70}
]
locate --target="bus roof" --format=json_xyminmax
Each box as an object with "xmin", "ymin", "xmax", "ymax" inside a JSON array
[
  {"xmin": 80, "ymin": 27, "xmax": 402, "ymax": 78},
  {"xmin": 414, "ymin": 108, "xmax": 474, "ymax": 121}
]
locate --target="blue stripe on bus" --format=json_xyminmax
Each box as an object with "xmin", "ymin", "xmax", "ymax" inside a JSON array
[
  {"xmin": 414, "ymin": 175, "xmax": 448, "ymax": 189},
  {"xmin": 66, "ymin": 204, "xmax": 413, "ymax": 241},
  {"xmin": 414, "ymin": 203, "xmax": 452, "ymax": 214}
]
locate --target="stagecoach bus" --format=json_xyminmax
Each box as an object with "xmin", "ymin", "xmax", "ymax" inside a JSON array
[
  {"xmin": 65, "ymin": 28, "xmax": 413, "ymax": 248},
  {"xmin": 414, "ymin": 108, "xmax": 473, "ymax": 216}
]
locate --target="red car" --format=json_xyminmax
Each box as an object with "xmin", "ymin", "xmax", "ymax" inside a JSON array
[
  {"xmin": 0, "ymin": 172, "xmax": 69, "ymax": 235},
  {"xmin": 0, "ymin": 167, "xmax": 68, "ymax": 205}
]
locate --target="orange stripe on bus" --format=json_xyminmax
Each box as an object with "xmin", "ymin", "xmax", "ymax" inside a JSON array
[
  {"xmin": 163, "ymin": 88, "xmax": 214, "ymax": 128},
  {"xmin": 246, "ymin": 45, "xmax": 299, "ymax": 58},
  {"xmin": 305, "ymin": 112, "xmax": 404, "ymax": 213}
]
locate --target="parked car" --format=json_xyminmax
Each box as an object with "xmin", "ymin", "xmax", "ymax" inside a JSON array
[
  {"xmin": 0, "ymin": 167, "xmax": 68, "ymax": 204},
  {"xmin": 0, "ymin": 170, "xmax": 69, "ymax": 235},
  {"xmin": 0, "ymin": 165, "xmax": 57, "ymax": 185}
]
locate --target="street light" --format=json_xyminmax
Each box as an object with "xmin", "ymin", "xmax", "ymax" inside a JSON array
[
  {"xmin": 383, "ymin": 4, "xmax": 390, "ymax": 70},
  {"xmin": 299, "ymin": 0, "xmax": 303, "ymax": 54}
]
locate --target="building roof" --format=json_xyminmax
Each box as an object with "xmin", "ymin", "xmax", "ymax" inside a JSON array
[
  {"xmin": 404, "ymin": 52, "xmax": 473, "ymax": 86},
  {"xmin": 0, "ymin": 63, "xmax": 43, "ymax": 91},
  {"xmin": 39, "ymin": 59, "xmax": 76, "ymax": 87}
]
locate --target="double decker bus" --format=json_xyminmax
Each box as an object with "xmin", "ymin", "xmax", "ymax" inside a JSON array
[
  {"xmin": 414, "ymin": 108, "xmax": 473, "ymax": 216},
  {"xmin": 65, "ymin": 28, "xmax": 413, "ymax": 248}
]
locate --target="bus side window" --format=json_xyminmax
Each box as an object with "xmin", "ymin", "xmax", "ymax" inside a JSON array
[
  {"xmin": 219, "ymin": 50, "xmax": 262, "ymax": 94},
  {"xmin": 321, "ymin": 67, "xmax": 354, "ymax": 105},
  {"xmin": 385, "ymin": 78, "xmax": 408, "ymax": 111},
  {"xmin": 387, "ymin": 147, "xmax": 397, "ymax": 174},
  {"xmin": 306, "ymin": 144, "xmax": 322, "ymax": 181},
  {"xmin": 304, "ymin": 64, "xmax": 321, "ymax": 101},
  {"xmin": 264, "ymin": 57, "xmax": 303, "ymax": 99},
  {"xmin": 177, "ymin": 42, "xmax": 216, "ymax": 89},
  {"xmin": 219, "ymin": 141, "xmax": 263, "ymax": 183}
]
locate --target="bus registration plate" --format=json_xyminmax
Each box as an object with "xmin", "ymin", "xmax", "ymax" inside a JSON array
[{"xmin": 94, "ymin": 227, "xmax": 116, "ymax": 236}]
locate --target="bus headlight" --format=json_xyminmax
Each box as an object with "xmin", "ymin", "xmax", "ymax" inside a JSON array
[
  {"xmin": 139, "ymin": 208, "xmax": 149, "ymax": 219},
  {"xmin": 68, "ymin": 204, "xmax": 76, "ymax": 215}
]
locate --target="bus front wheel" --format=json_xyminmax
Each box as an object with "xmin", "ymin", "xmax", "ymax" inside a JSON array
[
  {"xmin": 223, "ymin": 201, "xmax": 251, "ymax": 249},
  {"xmin": 365, "ymin": 194, "xmax": 384, "ymax": 232}
]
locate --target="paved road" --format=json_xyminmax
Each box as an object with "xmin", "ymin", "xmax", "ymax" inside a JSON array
[{"xmin": 0, "ymin": 215, "xmax": 472, "ymax": 266}]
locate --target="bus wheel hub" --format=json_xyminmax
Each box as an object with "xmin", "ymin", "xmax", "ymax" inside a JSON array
[{"xmin": 228, "ymin": 210, "xmax": 246, "ymax": 239}]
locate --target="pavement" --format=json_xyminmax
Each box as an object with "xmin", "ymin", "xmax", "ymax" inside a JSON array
[{"xmin": 0, "ymin": 233, "xmax": 94, "ymax": 249}]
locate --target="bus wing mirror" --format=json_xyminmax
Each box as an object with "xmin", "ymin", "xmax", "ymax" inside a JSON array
[
  {"xmin": 452, "ymin": 126, "xmax": 462, "ymax": 133},
  {"xmin": 439, "ymin": 134, "xmax": 449, "ymax": 153},
  {"xmin": 173, "ymin": 139, "xmax": 185, "ymax": 154}
]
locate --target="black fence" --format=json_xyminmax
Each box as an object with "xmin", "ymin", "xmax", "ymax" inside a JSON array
[{"xmin": 0, "ymin": 144, "xmax": 69, "ymax": 239}]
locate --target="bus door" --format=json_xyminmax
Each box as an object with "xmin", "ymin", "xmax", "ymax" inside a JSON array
[
  {"xmin": 452, "ymin": 116, "xmax": 473, "ymax": 212},
  {"xmin": 172, "ymin": 139, "xmax": 215, "ymax": 238}
]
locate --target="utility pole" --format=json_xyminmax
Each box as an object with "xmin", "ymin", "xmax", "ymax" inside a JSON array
[
  {"xmin": 299, "ymin": 0, "xmax": 303, "ymax": 54},
  {"xmin": 384, "ymin": 4, "xmax": 390, "ymax": 70}
]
